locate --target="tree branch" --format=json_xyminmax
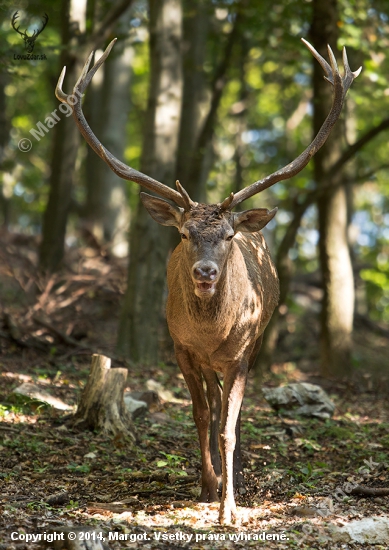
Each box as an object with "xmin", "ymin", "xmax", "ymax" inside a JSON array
[
  {"xmin": 89, "ymin": 0, "xmax": 136, "ymax": 51},
  {"xmin": 327, "ymin": 117, "xmax": 389, "ymax": 179}
]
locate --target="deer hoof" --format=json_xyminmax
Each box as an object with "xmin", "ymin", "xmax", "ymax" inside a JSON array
[
  {"xmin": 199, "ymin": 485, "xmax": 220, "ymax": 503},
  {"xmin": 219, "ymin": 502, "xmax": 238, "ymax": 525}
]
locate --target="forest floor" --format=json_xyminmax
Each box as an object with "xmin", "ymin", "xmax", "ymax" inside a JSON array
[{"xmin": 0, "ymin": 233, "xmax": 389, "ymax": 550}]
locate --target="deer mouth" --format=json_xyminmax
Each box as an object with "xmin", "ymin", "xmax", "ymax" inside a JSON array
[{"xmin": 195, "ymin": 281, "xmax": 216, "ymax": 297}]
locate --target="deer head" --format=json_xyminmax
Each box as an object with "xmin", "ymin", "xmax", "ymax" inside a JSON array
[
  {"xmin": 11, "ymin": 11, "xmax": 48, "ymax": 53},
  {"xmin": 140, "ymin": 188, "xmax": 277, "ymax": 298}
]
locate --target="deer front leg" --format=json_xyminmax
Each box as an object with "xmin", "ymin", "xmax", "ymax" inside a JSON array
[
  {"xmin": 231, "ymin": 334, "xmax": 263, "ymax": 492},
  {"xmin": 233, "ymin": 409, "xmax": 245, "ymax": 492},
  {"xmin": 201, "ymin": 367, "xmax": 222, "ymax": 483},
  {"xmin": 219, "ymin": 362, "xmax": 248, "ymax": 525},
  {"xmin": 175, "ymin": 346, "xmax": 219, "ymax": 502}
]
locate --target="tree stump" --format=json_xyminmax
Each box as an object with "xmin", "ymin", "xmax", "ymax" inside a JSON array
[{"xmin": 71, "ymin": 354, "xmax": 135, "ymax": 441}]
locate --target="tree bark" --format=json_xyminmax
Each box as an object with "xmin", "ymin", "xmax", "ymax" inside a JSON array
[
  {"xmin": 39, "ymin": 0, "xmax": 84, "ymax": 272},
  {"xmin": 186, "ymin": 8, "xmax": 242, "ymax": 202},
  {"xmin": 0, "ymin": 70, "xmax": 10, "ymax": 228},
  {"xmin": 72, "ymin": 354, "xmax": 135, "ymax": 440},
  {"xmin": 83, "ymin": 11, "xmax": 132, "ymax": 257},
  {"xmin": 311, "ymin": 0, "xmax": 354, "ymax": 376},
  {"xmin": 117, "ymin": 0, "xmax": 183, "ymax": 363},
  {"xmin": 175, "ymin": 0, "xmax": 209, "ymax": 201}
]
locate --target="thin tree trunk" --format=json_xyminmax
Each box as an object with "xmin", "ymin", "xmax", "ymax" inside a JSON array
[
  {"xmin": 311, "ymin": 0, "xmax": 354, "ymax": 376},
  {"xmin": 84, "ymin": 19, "xmax": 133, "ymax": 257},
  {"xmin": 0, "ymin": 71, "xmax": 10, "ymax": 228},
  {"xmin": 176, "ymin": 0, "xmax": 209, "ymax": 201},
  {"xmin": 117, "ymin": 0, "xmax": 183, "ymax": 363},
  {"xmin": 186, "ymin": 8, "xmax": 242, "ymax": 201},
  {"xmin": 233, "ymin": 33, "xmax": 249, "ymax": 201},
  {"xmin": 39, "ymin": 0, "xmax": 84, "ymax": 271}
]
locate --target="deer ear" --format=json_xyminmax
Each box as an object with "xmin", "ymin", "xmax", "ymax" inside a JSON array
[
  {"xmin": 233, "ymin": 207, "xmax": 278, "ymax": 233},
  {"xmin": 140, "ymin": 192, "xmax": 184, "ymax": 228}
]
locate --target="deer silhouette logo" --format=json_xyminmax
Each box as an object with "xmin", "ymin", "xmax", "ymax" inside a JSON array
[{"xmin": 11, "ymin": 11, "xmax": 48, "ymax": 53}]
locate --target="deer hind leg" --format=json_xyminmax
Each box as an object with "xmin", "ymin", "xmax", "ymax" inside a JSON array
[
  {"xmin": 219, "ymin": 361, "xmax": 248, "ymax": 525},
  {"xmin": 175, "ymin": 346, "xmax": 219, "ymax": 503},
  {"xmin": 201, "ymin": 367, "xmax": 222, "ymax": 484}
]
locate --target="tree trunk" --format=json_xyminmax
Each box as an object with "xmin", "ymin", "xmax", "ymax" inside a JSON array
[
  {"xmin": 232, "ymin": 32, "xmax": 249, "ymax": 202},
  {"xmin": 72, "ymin": 354, "xmax": 135, "ymax": 440},
  {"xmin": 117, "ymin": 0, "xmax": 183, "ymax": 363},
  {"xmin": 186, "ymin": 8, "xmax": 242, "ymax": 202},
  {"xmin": 311, "ymin": 0, "xmax": 354, "ymax": 377},
  {"xmin": 176, "ymin": 0, "xmax": 209, "ymax": 201},
  {"xmin": 0, "ymin": 70, "xmax": 10, "ymax": 228},
  {"xmin": 39, "ymin": 0, "xmax": 84, "ymax": 272},
  {"xmin": 83, "ymin": 12, "xmax": 132, "ymax": 257}
]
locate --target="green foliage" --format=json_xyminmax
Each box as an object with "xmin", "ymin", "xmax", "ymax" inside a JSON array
[
  {"xmin": 2, "ymin": 393, "xmax": 50, "ymax": 415},
  {"xmin": 156, "ymin": 451, "xmax": 188, "ymax": 475},
  {"xmin": 66, "ymin": 462, "xmax": 91, "ymax": 474}
]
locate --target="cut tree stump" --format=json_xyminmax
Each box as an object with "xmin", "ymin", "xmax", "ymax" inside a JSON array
[{"xmin": 71, "ymin": 354, "xmax": 135, "ymax": 440}]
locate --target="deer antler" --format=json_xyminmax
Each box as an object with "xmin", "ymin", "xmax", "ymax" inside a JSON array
[
  {"xmin": 32, "ymin": 13, "xmax": 48, "ymax": 38},
  {"xmin": 225, "ymin": 38, "xmax": 362, "ymax": 210},
  {"xmin": 55, "ymin": 39, "xmax": 187, "ymax": 209},
  {"xmin": 11, "ymin": 12, "xmax": 25, "ymax": 36}
]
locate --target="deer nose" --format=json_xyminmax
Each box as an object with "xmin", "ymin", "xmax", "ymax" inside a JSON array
[{"xmin": 192, "ymin": 262, "xmax": 218, "ymax": 281}]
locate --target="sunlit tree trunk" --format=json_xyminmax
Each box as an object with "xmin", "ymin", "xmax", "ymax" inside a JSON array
[
  {"xmin": 117, "ymin": 0, "xmax": 183, "ymax": 363},
  {"xmin": 311, "ymin": 0, "xmax": 354, "ymax": 376}
]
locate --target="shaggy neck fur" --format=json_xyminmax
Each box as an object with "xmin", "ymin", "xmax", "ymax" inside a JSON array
[{"xmin": 180, "ymin": 239, "xmax": 248, "ymax": 327}]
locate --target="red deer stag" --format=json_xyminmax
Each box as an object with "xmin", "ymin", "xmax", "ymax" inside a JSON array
[{"xmin": 56, "ymin": 38, "xmax": 360, "ymax": 524}]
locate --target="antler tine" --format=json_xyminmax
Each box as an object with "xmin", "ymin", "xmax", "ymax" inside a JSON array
[
  {"xmin": 55, "ymin": 39, "xmax": 186, "ymax": 208},
  {"xmin": 73, "ymin": 50, "xmax": 95, "ymax": 92},
  {"xmin": 301, "ymin": 38, "xmax": 332, "ymax": 82},
  {"xmin": 342, "ymin": 46, "xmax": 362, "ymax": 89},
  {"xmin": 75, "ymin": 38, "xmax": 117, "ymax": 95},
  {"xmin": 55, "ymin": 67, "xmax": 69, "ymax": 102},
  {"xmin": 11, "ymin": 11, "xmax": 24, "ymax": 35},
  {"xmin": 226, "ymin": 38, "xmax": 361, "ymax": 210},
  {"xmin": 33, "ymin": 13, "xmax": 49, "ymax": 37},
  {"xmin": 219, "ymin": 193, "xmax": 234, "ymax": 211},
  {"xmin": 176, "ymin": 180, "xmax": 195, "ymax": 210}
]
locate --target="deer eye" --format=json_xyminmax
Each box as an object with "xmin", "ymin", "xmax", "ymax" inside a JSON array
[
  {"xmin": 180, "ymin": 233, "xmax": 188, "ymax": 240},
  {"xmin": 226, "ymin": 234, "xmax": 234, "ymax": 241}
]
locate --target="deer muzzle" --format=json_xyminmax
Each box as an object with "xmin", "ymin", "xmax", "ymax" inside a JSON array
[{"xmin": 192, "ymin": 261, "xmax": 219, "ymax": 298}]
